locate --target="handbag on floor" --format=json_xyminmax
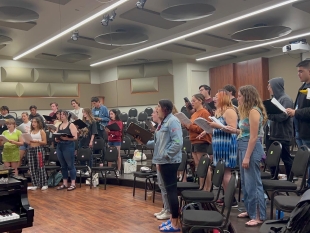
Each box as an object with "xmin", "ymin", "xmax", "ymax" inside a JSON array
[
  {"xmin": 48, "ymin": 172, "xmax": 63, "ymax": 187},
  {"xmin": 124, "ymin": 159, "xmax": 137, "ymax": 173},
  {"xmin": 132, "ymin": 149, "xmax": 147, "ymax": 161},
  {"xmin": 86, "ymin": 173, "xmax": 99, "ymax": 187}
]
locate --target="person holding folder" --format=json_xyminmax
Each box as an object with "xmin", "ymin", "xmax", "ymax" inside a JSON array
[
  {"xmin": 105, "ymin": 109, "xmax": 123, "ymax": 177},
  {"xmin": 267, "ymin": 77, "xmax": 294, "ymax": 179}
]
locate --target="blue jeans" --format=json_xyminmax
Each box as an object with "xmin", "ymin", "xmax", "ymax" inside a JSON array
[
  {"xmin": 157, "ymin": 168, "xmax": 170, "ymax": 212},
  {"xmin": 295, "ymin": 133, "xmax": 310, "ymax": 186},
  {"xmin": 57, "ymin": 141, "xmax": 76, "ymax": 180},
  {"xmin": 238, "ymin": 137, "xmax": 266, "ymax": 221}
]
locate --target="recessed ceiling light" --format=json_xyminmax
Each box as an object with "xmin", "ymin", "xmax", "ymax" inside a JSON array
[
  {"xmin": 90, "ymin": 0, "xmax": 298, "ymax": 67},
  {"xmin": 13, "ymin": 0, "xmax": 128, "ymax": 60}
]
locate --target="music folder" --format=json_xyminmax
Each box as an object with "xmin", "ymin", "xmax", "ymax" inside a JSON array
[
  {"xmin": 43, "ymin": 115, "xmax": 56, "ymax": 122},
  {"xmin": 263, "ymin": 99, "xmax": 283, "ymax": 114},
  {"xmin": 105, "ymin": 123, "xmax": 120, "ymax": 131},
  {"xmin": 72, "ymin": 119, "xmax": 87, "ymax": 129},
  {"xmin": 53, "ymin": 133, "xmax": 74, "ymax": 139},
  {"xmin": 126, "ymin": 123, "xmax": 153, "ymax": 144}
]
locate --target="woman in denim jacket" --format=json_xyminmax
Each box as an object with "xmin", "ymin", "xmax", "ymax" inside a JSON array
[{"xmin": 145, "ymin": 99, "xmax": 183, "ymax": 232}]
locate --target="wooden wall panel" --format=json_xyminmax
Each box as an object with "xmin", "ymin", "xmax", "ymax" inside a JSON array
[{"xmin": 209, "ymin": 63, "xmax": 235, "ymax": 97}]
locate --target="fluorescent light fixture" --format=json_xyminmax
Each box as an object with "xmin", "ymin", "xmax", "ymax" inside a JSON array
[
  {"xmin": 90, "ymin": 0, "xmax": 298, "ymax": 66},
  {"xmin": 13, "ymin": 0, "xmax": 128, "ymax": 60},
  {"xmin": 196, "ymin": 31, "xmax": 310, "ymax": 61}
]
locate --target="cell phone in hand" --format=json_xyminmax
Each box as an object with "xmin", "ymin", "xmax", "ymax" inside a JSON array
[{"xmin": 184, "ymin": 97, "xmax": 193, "ymax": 110}]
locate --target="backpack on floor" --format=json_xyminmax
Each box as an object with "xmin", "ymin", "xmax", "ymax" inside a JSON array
[{"xmin": 48, "ymin": 172, "xmax": 63, "ymax": 187}]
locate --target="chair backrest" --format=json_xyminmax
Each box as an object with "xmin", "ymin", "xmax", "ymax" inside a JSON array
[
  {"xmin": 182, "ymin": 136, "xmax": 191, "ymax": 154},
  {"xmin": 178, "ymin": 151, "xmax": 188, "ymax": 172},
  {"xmin": 128, "ymin": 108, "xmax": 138, "ymax": 117},
  {"xmin": 144, "ymin": 107, "xmax": 153, "ymax": 116},
  {"xmin": 182, "ymin": 128, "xmax": 188, "ymax": 138},
  {"xmin": 222, "ymin": 175, "xmax": 237, "ymax": 227},
  {"xmin": 115, "ymin": 109, "xmax": 121, "ymax": 116},
  {"xmin": 127, "ymin": 117, "xmax": 138, "ymax": 126},
  {"xmin": 265, "ymin": 141, "xmax": 282, "ymax": 168},
  {"xmin": 93, "ymin": 137, "xmax": 105, "ymax": 151},
  {"xmin": 104, "ymin": 147, "xmax": 119, "ymax": 162},
  {"xmin": 77, "ymin": 147, "xmax": 92, "ymax": 162},
  {"xmin": 48, "ymin": 148, "xmax": 59, "ymax": 162},
  {"xmin": 212, "ymin": 160, "xmax": 225, "ymax": 188},
  {"xmin": 121, "ymin": 136, "xmax": 131, "ymax": 151},
  {"xmin": 138, "ymin": 111, "xmax": 148, "ymax": 122},
  {"xmin": 196, "ymin": 155, "xmax": 210, "ymax": 178},
  {"xmin": 119, "ymin": 112, "xmax": 128, "ymax": 123},
  {"xmin": 290, "ymin": 146, "xmax": 310, "ymax": 181}
]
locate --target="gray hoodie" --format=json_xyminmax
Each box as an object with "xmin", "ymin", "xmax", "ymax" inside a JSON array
[{"xmin": 268, "ymin": 77, "xmax": 294, "ymax": 141}]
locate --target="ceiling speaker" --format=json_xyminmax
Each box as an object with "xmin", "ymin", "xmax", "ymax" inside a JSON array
[
  {"xmin": 231, "ymin": 25, "xmax": 292, "ymax": 42},
  {"xmin": 94, "ymin": 31, "xmax": 148, "ymax": 46},
  {"xmin": 0, "ymin": 6, "xmax": 39, "ymax": 23},
  {"xmin": 160, "ymin": 3, "xmax": 215, "ymax": 21}
]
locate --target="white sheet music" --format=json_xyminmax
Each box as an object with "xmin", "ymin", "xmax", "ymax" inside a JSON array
[
  {"xmin": 16, "ymin": 124, "xmax": 28, "ymax": 133},
  {"xmin": 22, "ymin": 133, "xmax": 33, "ymax": 144},
  {"xmin": 194, "ymin": 117, "xmax": 213, "ymax": 134},
  {"xmin": 271, "ymin": 98, "xmax": 287, "ymax": 113},
  {"xmin": 307, "ymin": 88, "xmax": 310, "ymax": 100},
  {"xmin": 0, "ymin": 135, "xmax": 9, "ymax": 143},
  {"xmin": 208, "ymin": 116, "xmax": 226, "ymax": 128},
  {"xmin": 174, "ymin": 112, "xmax": 192, "ymax": 125}
]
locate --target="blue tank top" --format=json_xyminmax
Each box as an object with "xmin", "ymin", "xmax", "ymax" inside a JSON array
[{"xmin": 238, "ymin": 107, "xmax": 262, "ymax": 139}]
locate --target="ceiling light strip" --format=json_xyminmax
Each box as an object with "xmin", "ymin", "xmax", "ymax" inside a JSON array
[
  {"xmin": 196, "ymin": 32, "xmax": 310, "ymax": 61},
  {"xmin": 90, "ymin": 0, "xmax": 298, "ymax": 66},
  {"xmin": 13, "ymin": 0, "xmax": 128, "ymax": 60}
]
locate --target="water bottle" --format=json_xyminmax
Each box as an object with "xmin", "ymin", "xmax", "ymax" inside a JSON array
[{"xmin": 276, "ymin": 210, "xmax": 284, "ymax": 219}]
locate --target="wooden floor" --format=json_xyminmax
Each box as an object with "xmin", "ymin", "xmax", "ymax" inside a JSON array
[{"xmin": 23, "ymin": 183, "xmax": 271, "ymax": 233}]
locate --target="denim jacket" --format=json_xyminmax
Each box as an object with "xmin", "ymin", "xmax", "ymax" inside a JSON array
[
  {"xmin": 147, "ymin": 113, "xmax": 183, "ymax": 164},
  {"xmin": 92, "ymin": 105, "xmax": 110, "ymax": 130}
]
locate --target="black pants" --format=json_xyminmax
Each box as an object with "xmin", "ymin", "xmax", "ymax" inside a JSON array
[
  {"xmin": 269, "ymin": 140, "xmax": 293, "ymax": 178},
  {"xmin": 159, "ymin": 163, "xmax": 180, "ymax": 219}
]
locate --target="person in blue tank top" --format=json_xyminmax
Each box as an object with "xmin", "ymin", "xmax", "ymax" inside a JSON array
[{"xmin": 226, "ymin": 85, "xmax": 267, "ymax": 227}]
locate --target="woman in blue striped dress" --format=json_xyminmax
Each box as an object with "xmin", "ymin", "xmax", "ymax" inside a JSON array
[{"xmin": 208, "ymin": 89, "xmax": 238, "ymax": 206}]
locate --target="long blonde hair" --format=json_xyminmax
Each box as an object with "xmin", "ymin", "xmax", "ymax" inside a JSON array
[
  {"xmin": 238, "ymin": 85, "xmax": 267, "ymax": 124},
  {"xmin": 82, "ymin": 108, "xmax": 96, "ymax": 123}
]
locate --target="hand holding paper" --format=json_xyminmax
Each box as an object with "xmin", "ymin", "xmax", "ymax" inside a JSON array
[
  {"xmin": 271, "ymin": 98, "xmax": 287, "ymax": 113},
  {"xmin": 174, "ymin": 112, "xmax": 192, "ymax": 125},
  {"xmin": 194, "ymin": 117, "xmax": 213, "ymax": 134}
]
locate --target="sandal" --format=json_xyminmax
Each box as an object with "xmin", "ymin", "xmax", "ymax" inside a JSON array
[
  {"xmin": 159, "ymin": 225, "xmax": 180, "ymax": 232},
  {"xmin": 245, "ymin": 219, "xmax": 263, "ymax": 227},
  {"xmin": 67, "ymin": 185, "xmax": 76, "ymax": 191},
  {"xmin": 237, "ymin": 212, "xmax": 249, "ymax": 218},
  {"xmin": 56, "ymin": 184, "xmax": 67, "ymax": 190},
  {"xmin": 159, "ymin": 220, "xmax": 171, "ymax": 229}
]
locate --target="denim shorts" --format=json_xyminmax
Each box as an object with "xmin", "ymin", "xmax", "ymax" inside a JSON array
[
  {"xmin": 108, "ymin": 141, "xmax": 121, "ymax": 147},
  {"xmin": 19, "ymin": 143, "xmax": 29, "ymax": 151}
]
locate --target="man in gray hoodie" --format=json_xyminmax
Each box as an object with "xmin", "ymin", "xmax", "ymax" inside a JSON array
[{"xmin": 267, "ymin": 77, "xmax": 294, "ymax": 179}]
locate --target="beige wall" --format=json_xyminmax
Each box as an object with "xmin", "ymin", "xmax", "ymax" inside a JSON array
[{"xmin": 269, "ymin": 54, "xmax": 301, "ymax": 100}]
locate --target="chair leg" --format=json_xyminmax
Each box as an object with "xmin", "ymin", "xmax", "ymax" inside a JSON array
[
  {"xmin": 153, "ymin": 180, "xmax": 156, "ymax": 203},
  {"xmin": 104, "ymin": 171, "xmax": 107, "ymax": 190},
  {"xmin": 90, "ymin": 170, "xmax": 93, "ymax": 189},
  {"xmin": 270, "ymin": 191, "xmax": 276, "ymax": 220},
  {"xmin": 133, "ymin": 176, "xmax": 136, "ymax": 197},
  {"xmin": 144, "ymin": 178, "xmax": 148, "ymax": 200},
  {"xmin": 238, "ymin": 178, "xmax": 242, "ymax": 202},
  {"xmin": 79, "ymin": 172, "xmax": 82, "ymax": 188}
]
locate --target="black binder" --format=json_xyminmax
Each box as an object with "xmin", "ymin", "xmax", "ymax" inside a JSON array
[
  {"xmin": 106, "ymin": 122, "xmax": 120, "ymax": 131},
  {"xmin": 263, "ymin": 99, "xmax": 283, "ymax": 114},
  {"xmin": 43, "ymin": 114, "xmax": 56, "ymax": 122},
  {"xmin": 73, "ymin": 119, "xmax": 88, "ymax": 129},
  {"xmin": 53, "ymin": 133, "xmax": 74, "ymax": 139},
  {"xmin": 126, "ymin": 123, "xmax": 153, "ymax": 144}
]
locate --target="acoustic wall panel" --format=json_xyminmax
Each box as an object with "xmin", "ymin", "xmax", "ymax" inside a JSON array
[
  {"xmin": 99, "ymin": 81, "xmax": 118, "ymax": 108},
  {"xmin": 63, "ymin": 70, "xmax": 90, "ymax": 83},
  {"xmin": 18, "ymin": 83, "xmax": 50, "ymax": 97},
  {"xmin": 131, "ymin": 77, "xmax": 158, "ymax": 93},
  {"xmin": 50, "ymin": 83, "xmax": 78, "ymax": 97},
  {"xmin": 144, "ymin": 62, "xmax": 172, "ymax": 77},
  {"xmin": 117, "ymin": 65, "xmax": 144, "ymax": 79},
  {"xmin": 33, "ymin": 68, "xmax": 64, "ymax": 83},
  {"xmin": 0, "ymin": 82, "xmax": 19, "ymax": 97},
  {"xmin": 1, "ymin": 67, "xmax": 33, "ymax": 82}
]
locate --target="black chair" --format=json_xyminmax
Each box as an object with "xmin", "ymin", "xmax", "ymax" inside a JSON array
[
  {"xmin": 92, "ymin": 137, "xmax": 105, "ymax": 166},
  {"xmin": 90, "ymin": 146, "xmax": 119, "ymax": 190},
  {"xmin": 182, "ymin": 136, "xmax": 191, "ymax": 158},
  {"xmin": 177, "ymin": 155, "xmax": 210, "ymax": 193},
  {"xmin": 137, "ymin": 111, "xmax": 148, "ymax": 122},
  {"xmin": 45, "ymin": 147, "xmax": 61, "ymax": 186},
  {"xmin": 119, "ymin": 112, "xmax": 128, "ymax": 125},
  {"xmin": 262, "ymin": 145, "xmax": 310, "ymax": 219},
  {"xmin": 181, "ymin": 175, "xmax": 236, "ymax": 233},
  {"xmin": 128, "ymin": 108, "xmax": 138, "ymax": 118},
  {"xmin": 182, "ymin": 128, "xmax": 188, "ymax": 138},
  {"xmin": 127, "ymin": 117, "xmax": 138, "ymax": 128},
  {"xmin": 261, "ymin": 141, "xmax": 282, "ymax": 180},
  {"xmin": 75, "ymin": 147, "xmax": 92, "ymax": 188},
  {"xmin": 272, "ymin": 195, "xmax": 301, "ymax": 219},
  {"xmin": 180, "ymin": 160, "xmax": 225, "ymax": 210},
  {"xmin": 144, "ymin": 107, "xmax": 153, "ymax": 117},
  {"xmin": 120, "ymin": 136, "xmax": 132, "ymax": 173}
]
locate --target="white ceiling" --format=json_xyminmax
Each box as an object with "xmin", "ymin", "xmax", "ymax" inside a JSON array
[{"xmin": 0, "ymin": 0, "xmax": 309, "ymax": 68}]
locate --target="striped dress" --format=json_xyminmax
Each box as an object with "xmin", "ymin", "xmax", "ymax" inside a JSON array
[{"xmin": 212, "ymin": 116, "xmax": 237, "ymax": 168}]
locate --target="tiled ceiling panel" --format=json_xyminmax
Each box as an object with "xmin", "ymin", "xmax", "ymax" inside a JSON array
[
  {"xmin": 241, "ymin": 47, "xmax": 270, "ymax": 55},
  {"xmin": 0, "ymin": 21, "xmax": 36, "ymax": 31},
  {"xmin": 120, "ymin": 8, "xmax": 185, "ymax": 29},
  {"xmin": 157, "ymin": 43, "xmax": 205, "ymax": 55},
  {"xmin": 207, "ymin": 55, "xmax": 237, "ymax": 62},
  {"xmin": 186, "ymin": 33, "xmax": 238, "ymax": 48},
  {"xmin": 67, "ymin": 36, "xmax": 118, "ymax": 50},
  {"xmin": 292, "ymin": 0, "xmax": 310, "ymax": 14}
]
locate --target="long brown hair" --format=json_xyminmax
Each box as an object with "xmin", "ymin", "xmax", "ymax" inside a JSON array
[
  {"xmin": 215, "ymin": 89, "xmax": 233, "ymax": 117},
  {"xmin": 238, "ymin": 85, "xmax": 267, "ymax": 124},
  {"xmin": 82, "ymin": 108, "xmax": 96, "ymax": 123},
  {"xmin": 31, "ymin": 117, "xmax": 44, "ymax": 131}
]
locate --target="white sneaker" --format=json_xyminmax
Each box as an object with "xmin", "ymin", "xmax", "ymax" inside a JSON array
[
  {"xmin": 84, "ymin": 171, "xmax": 89, "ymax": 176},
  {"xmin": 76, "ymin": 170, "xmax": 81, "ymax": 174},
  {"xmin": 27, "ymin": 186, "xmax": 37, "ymax": 191},
  {"xmin": 154, "ymin": 208, "xmax": 165, "ymax": 217},
  {"xmin": 156, "ymin": 210, "xmax": 171, "ymax": 220},
  {"xmin": 41, "ymin": 186, "xmax": 48, "ymax": 191},
  {"xmin": 115, "ymin": 170, "xmax": 120, "ymax": 177}
]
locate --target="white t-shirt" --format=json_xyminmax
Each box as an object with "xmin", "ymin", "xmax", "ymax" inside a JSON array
[
  {"xmin": 72, "ymin": 108, "xmax": 83, "ymax": 120},
  {"xmin": 20, "ymin": 121, "xmax": 32, "ymax": 133}
]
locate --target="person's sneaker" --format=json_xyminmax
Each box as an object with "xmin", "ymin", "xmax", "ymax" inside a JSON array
[
  {"xmin": 115, "ymin": 170, "xmax": 120, "ymax": 177},
  {"xmin": 84, "ymin": 171, "xmax": 89, "ymax": 176},
  {"xmin": 156, "ymin": 210, "xmax": 171, "ymax": 220},
  {"xmin": 154, "ymin": 208, "xmax": 165, "ymax": 217},
  {"xmin": 41, "ymin": 186, "xmax": 48, "ymax": 191},
  {"xmin": 27, "ymin": 186, "xmax": 37, "ymax": 191},
  {"xmin": 76, "ymin": 170, "xmax": 81, "ymax": 174},
  {"xmin": 231, "ymin": 198, "xmax": 238, "ymax": 208}
]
